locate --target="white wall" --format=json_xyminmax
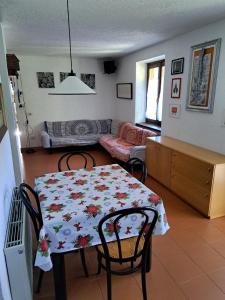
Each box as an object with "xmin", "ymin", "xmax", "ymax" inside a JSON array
[
  {"xmin": 115, "ymin": 18, "xmax": 225, "ymax": 155},
  {"xmin": 0, "ymin": 132, "xmax": 15, "ymax": 300},
  {"xmin": 18, "ymin": 55, "xmax": 116, "ymax": 147}
]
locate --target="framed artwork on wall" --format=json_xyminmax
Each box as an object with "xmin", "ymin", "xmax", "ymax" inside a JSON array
[
  {"xmin": 171, "ymin": 78, "xmax": 181, "ymax": 99},
  {"xmin": 171, "ymin": 57, "xmax": 184, "ymax": 75},
  {"xmin": 81, "ymin": 73, "xmax": 95, "ymax": 89},
  {"xmin": 0, "ymin": 84, "xmax": 7, "ymax": 142},
  {"xmin": 59, "ymin": 72, "xmax": 71, "ymax": 82},
  {"xmin": 186, "ymin": 38, "xmax": 221, "ymax": 113},
  {"xmin": 37, "ymin": 72, "xmax": 55, "ymax": 88},
  {"xmin": 116, "ymin": 83, "xmax": 133, "ymax": 99},
  {"xmin": 169, "ymin": 104, "xmax": 181, "ymax": 118}
]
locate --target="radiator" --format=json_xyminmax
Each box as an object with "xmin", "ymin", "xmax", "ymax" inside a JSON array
[{"xmin": 4, "ymin": 187, "xmax": 33, "ymax": 300}]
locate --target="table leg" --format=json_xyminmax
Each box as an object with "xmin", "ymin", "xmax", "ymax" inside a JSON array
[
  {"xmin": 146, "ymin": 237, "xmax": 152, "ymax": 273},
  {"xmin": 52, "ymin": 253, "xmax": 67, "ymax": 300}
]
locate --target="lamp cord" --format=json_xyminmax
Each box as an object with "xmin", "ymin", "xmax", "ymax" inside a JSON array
[{"xmin": 66, "ymin": 0, "xmax": 74, "ymax": 75}]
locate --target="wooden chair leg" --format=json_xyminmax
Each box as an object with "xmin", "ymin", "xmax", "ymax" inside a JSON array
[
  {"xmin": 97, "ymin": 252, "xmax": 102, "ymax": 275},
  {"xmin": 106, "ymin": 265, "xmax": 112, "ymax": 300},
  {"xmin": 35, "ymin": 269, "xmax": 44, "ymax": 293},
  {"xmin": 141, "ymin": 256, "xmax": 148, "ymax": 300},
  {"xmin": 79, "ymin": 249, "xmax": 89, "ymax": 277}
]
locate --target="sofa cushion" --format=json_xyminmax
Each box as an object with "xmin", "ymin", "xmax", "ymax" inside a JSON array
[
  {"xmin": 50, "ymin": 134, "xmax": 105, "ymax": 147},
  {"xmin": 45, "ymin": 119, "xmax": 111, "ymax": 137},
  {"xmin": 141, "ymin": 128, "xmax": 158, "ymax": 144},
  {"xmin": 99, "ymin": 135, "xmax": 132, "ymax": 161},
  {"xmin": 119, "ymin": 123, "xmax": 144, "ymax": 146}
]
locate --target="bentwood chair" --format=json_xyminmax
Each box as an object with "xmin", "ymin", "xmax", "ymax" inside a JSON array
[
  {"xmin": 96, "ymin": 207, "xmax": 158, "ymax": 300},
  {"xmin": 58, "ymin": 151, "xmax": 96, "ymax": 172},
  {"xmin": 124, "ymin": 157, "xmax": 147, "ymax": 183},
  {"xmin": 19, "ymin": 183, "xmax": 44, "ymax": 293},
  {"xmin": 19, "ymin": 183, "xmax": 89, "ymax": 293}
]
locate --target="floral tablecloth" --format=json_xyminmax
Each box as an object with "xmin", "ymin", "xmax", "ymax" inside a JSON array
[{"xmin": 34, "ymin": 164, "xmax": 169, "ymax": 271}]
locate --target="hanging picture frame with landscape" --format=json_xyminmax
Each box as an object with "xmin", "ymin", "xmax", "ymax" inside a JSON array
[{"xmin": 186, "ymin": 38, "xmax": 221, "ymax": 113}]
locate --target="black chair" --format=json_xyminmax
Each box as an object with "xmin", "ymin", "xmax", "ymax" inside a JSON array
[
  {"xmin": 58, "ymin": 151, "xmax": 96, "ymax": 172},
  {"xmin": 124, "ymin": 157, "xmax": 147, "ymax": 183},
  {"xmin": 19, "ymin": 183, "xmax": 89, "ymax": 293},
  {"xmin": 96, "ymin": 207, "xmax": 158, "ymax": 300}
]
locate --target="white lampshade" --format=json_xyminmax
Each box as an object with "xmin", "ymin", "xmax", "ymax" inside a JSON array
[{"xmin": 49, "ymin": 75, "xmax": 96, "ymax": 95}]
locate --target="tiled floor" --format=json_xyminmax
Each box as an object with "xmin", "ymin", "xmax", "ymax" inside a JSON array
[{"xmin": 23, "ymin": 148, "xmax": 225, "ymax": 300}]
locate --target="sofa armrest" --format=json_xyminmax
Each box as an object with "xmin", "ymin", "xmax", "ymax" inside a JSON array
[
  {"xmin": 130, "ymin": 145, "xmax": 146, "ymax": 161},
  {"xmin": 41, "ymin": 131, "xmax": 51, "ymax": 148}
]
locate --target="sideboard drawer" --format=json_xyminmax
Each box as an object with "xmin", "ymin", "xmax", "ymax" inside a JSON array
[{"xmin": 172, "ymin": 151, "xmax": 214, "ymax": 184}]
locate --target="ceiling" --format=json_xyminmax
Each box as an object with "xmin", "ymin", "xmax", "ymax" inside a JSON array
[{"xmin": 1, "ymin": 0, "xmax": 225, "ymax": 58}]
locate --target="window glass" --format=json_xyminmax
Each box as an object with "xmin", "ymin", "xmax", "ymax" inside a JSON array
[{"xmin": 146, "ymin": 60, "xmax": 165, "ymax": 125}]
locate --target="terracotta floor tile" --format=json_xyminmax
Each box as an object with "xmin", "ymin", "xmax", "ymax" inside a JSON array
[
  {"xmin": 208, "ymin": 267, "xmax": 225, "ymax": 293},
  {"xmin": 98, "ymin": 273, "xmax": 143, "ymax": 300},
  {"xmin": 180, "ymin": 274, "xmax": 225, "ymax": 300},
  {"xmin": 185, "ymin": 243, "xmax": 225, "ymax": 273},
  {"xmin": 158, "ymin": 252, "xmax": 203, "ymax": 284},
  {"xmin": 134, "ymin": 256, "xmax": 186, "ymax": 300},
  {"xmin": 209, "ymin": 239, "xmax": 225, "ymax": 259}
]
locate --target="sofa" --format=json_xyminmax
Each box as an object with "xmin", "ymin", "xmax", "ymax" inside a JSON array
[
  {"xmin": 99, "ymin": 122, "xmax": 158, "ymax": 162},
  {"xmin": 41, "ymin": 119, "xmax": 112, "ymax": 149},
  {"xmin": 41, "ymin": 119, "xmax": 158, "ymax": 162}
]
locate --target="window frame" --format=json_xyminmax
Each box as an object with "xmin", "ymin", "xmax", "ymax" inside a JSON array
[{"xmin": 145, "ymin": 59, "xmax": 165, "ymax": 126}]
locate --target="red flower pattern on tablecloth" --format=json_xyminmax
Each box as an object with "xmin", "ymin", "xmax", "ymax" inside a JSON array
[
  {"xmin": 63, "ymin": 171, "xmax": 75, "ymax": 177},
  {"xmin": 128, "ymin": 183, "xmax": 141, "ymax": 189},
  {"xmin": 38, "ymin": 235, "xmax": 51, "ymax": 257},
  {"xmin": 114, "ymin": 192, "xmax": 129, "ymax": 199},
  {"xmin": 99, "ymin": 172, "xmax": 110, "ymax": 177},
  {"xmin": 104, "ymin": 221, "xmax": 121, "ymax": 236},
  {"xmin": 69, "ymin": 192, "xmax": 84, "ymax": 200},
  {"xmin": 111, "ymin": 165, "xmax": 121, "ymax": 170},
  {"xmin": 148, "ymin": 194, "xmax": 161, "ymax": 205},
  {"xmin": 74, "ymin": 234, "xmax": 93, "ymax": 248},
  {"xmin": 46, "ymin": 203, "xmax": 64, "ymax": 213},
  {"xmin": 84, "ymin": 204, "xmax": 102, "ymax": 217},
  {"xmin": 95, "ymin": 185, "xmax": 109, "ymax": 192},
  {"xmin": 45, "ymin": 178, "xmax": 59, "ymax": 184},
  {"xmin": 74, "ymin": 179, "xmax": 87, "ymax": 185}
]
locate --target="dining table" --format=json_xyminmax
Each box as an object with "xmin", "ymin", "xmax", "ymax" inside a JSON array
[{"xmin": 34, "ymin": 163, "xmax": 169, "ymax": 300}]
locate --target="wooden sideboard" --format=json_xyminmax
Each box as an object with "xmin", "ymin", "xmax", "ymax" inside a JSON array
[{"xmin": 146, "ymin": 136, "xmax": 225, "ymax": 218}]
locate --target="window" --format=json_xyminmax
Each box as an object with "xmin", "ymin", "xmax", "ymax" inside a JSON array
[{"xmin": 146, "ymin": 60, "xmax": 165, "ymax": 125}]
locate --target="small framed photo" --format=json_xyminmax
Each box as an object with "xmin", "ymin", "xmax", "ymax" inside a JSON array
[
  {"xmin": 171, "ymin": 57, "xmax": 184, "ymax": 75},
  {"xmin": 116, "ymin": 83, "xmax": 133, "ymax": 100},
  {"xmin": 169, "ymin": 104, "xmax": 181, "ymax": 118},
  {"xmin": 171, "ymin": 78, "xmax": 181, "ymax": 99},
  {"xmin": 37, "ymin": 72, "xmax": 55, "ymax": 88}
]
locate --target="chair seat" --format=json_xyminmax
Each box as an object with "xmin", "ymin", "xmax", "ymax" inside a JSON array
[{"xmin": 97, "ymin": 236, "xmax": 145, "ymax": 259}]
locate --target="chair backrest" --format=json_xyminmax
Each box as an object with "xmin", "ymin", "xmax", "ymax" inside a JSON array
[
  {"xmin": 19, "ymin": 183, "xmax": 43, "ymax": 240},
  {"xmin": 58, "ymin": 151, "xmax": 96, "ymax": 172},
  {"xmin": 125, "ymin": 157, "xmax": 146, "ymax": 183},
  {"xmin": 98, "ymin": 207, "xmax": 158, "ymax": 263}
]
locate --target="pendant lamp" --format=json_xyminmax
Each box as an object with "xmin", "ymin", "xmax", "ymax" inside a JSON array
[{"xmin": 49, "ymin": 0, "xmax": 96, "ymax": 95}]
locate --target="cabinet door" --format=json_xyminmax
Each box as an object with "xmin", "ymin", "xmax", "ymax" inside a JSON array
[{"xmin": 146, "ymin": 141, "xmax": 171, "ymax": 188}]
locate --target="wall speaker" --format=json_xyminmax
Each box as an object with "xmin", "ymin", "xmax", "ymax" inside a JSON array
[{"xmin": 104, "ymin": 60, "xmax": 116, "ymax": 74}]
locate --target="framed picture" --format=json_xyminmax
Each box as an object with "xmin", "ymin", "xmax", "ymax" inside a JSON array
[
  {"xmin": 169, "ymin": 104, "xmax": 181, "ymax": 118},
  {"xmin": 171, "ymin": 57, "xmax": 184, "ymax": 75},
  {"xmin": 186, "ymin": 38, "xmax": 221, "ymax": 113},
  {"xmin": 116, "ymin": 83, "xmax": 133, "ymax": 99},
  {"xmin": 37, "ymin": 72, "xmax": 55, "ymax": 88},
  {"xmin": 0, "ymin": 84, "xmax": 7, "ymax": 142},
  {"xmin": 171, "ymin": 78, "xmax": 181, "ymax": 99},
  {"xmin": 59, "ymin": 72, "xmax": 71, "ymax": 82},
  {"xmin": 81, "ymin": 73, "xmax": 95, "ymax": 89}
]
